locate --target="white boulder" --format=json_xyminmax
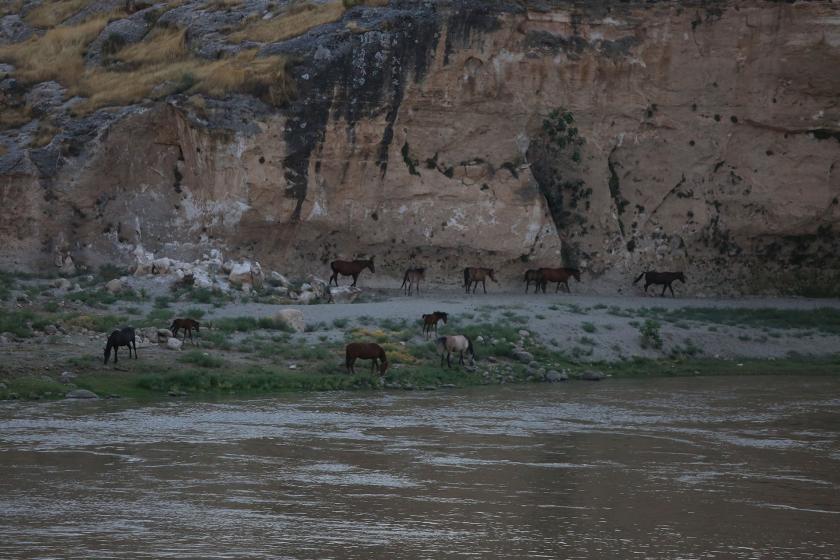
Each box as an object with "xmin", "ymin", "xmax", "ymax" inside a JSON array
[
  {"xmin": 105, "ymin": 278, "xmax": 124, "ymax": 293},
  {"xmin": 329, "ymin": 285, "xmax": 362, "ymax": 304},
  {"xmin": 166, "ymin": 337, "xmax": 183, "ymax": 351},
  {"xmin": 274, "ymin": 309, "xmax": 305, "ymax": 332}
]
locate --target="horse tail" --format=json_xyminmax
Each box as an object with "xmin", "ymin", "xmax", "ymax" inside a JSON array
[
  {"xmin": 633, "ymin": 271, "xmax": 646, "ymax": 285},
  {"xmin": 466, "ymin": 335, "xmax": 476, "ymax": 361}
]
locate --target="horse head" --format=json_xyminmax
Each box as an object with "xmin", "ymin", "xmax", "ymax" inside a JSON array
[
  {"xmin": 571, "ymin": 269, "xmax": 581, "ymax": 282},
  {"xmin": 367, "ymin": 257, "xmax": 375, "ymax": 273},
  {"xmin": 436, "ymin": 311, "xmax": 448, "ymax": 324},
  {"xmin": 378, "ymin": 359, "xmax": 389, "ymax": 375},
  {"xmin": 489, "ymin": 269, "xmax": 498, "ymax": 282},
  {"xmin": 676, "ymin": 272, "xmax": 686, "ymax": 283}
]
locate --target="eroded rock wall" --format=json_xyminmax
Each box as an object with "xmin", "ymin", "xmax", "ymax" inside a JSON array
[{"xmin": 1, "ymin": 0, "xmax": 839, "ymax": 294}]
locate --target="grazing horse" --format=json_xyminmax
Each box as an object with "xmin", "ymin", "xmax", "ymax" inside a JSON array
[
  {"xmin": 169, "ymin": 318, "xmax": 200, "ymax": 344},
  {"xmin": 463, "ymin": 267, "xmax": 498, "ymax": 294},
  {"xmin": 435, "ymin": 335, "xmax": 476, "ymax": 368},
  {"xmin": 330, "ymin": 257, "xmax": 375, "ymax": 287},
  {"xmin": 539, "ymin": 267, "xmax": 581, "ymax": 293},
  {"xmin": 401, "ymin": 267, "xmax": 426, "ymax": 295},
  {"xmin": 524, "ymin": 269, "xmax": 544, "ymax": 293},
  {"xmin": 104, "ymin": 327, "xmax": 137, "ymax": 364},
  {"xmin": 345, "ymin": 342, "xmax": 389, "ymax": 375},
  {"xmin": 634, "ymin": 270, "xmax": 686, "ymax": 297},
  {"xmin": 421, "ymin": 311, "xmax": 448, "ymax": 339}
]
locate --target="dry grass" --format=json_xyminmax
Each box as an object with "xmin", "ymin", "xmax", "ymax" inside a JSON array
[
  {"xmin": 74, "ymin": 33, "xmax": 294, "ymax": 113},
  {"xmin": 1, "ymin": 0, "xmax": 23, "ymax": 17},
  {"xmin": 0, "ymin": 104, "xmax": 32, "ymax": 130},
  {"xmin": 0, "ymin": 15, "xmax": 111, "ymax": 85},
  {"xmin": 24, "ymin": 0, "xmax": 95, "ymax": 28},
  {"xmin": 205, "ymin": 0, "xmax": 243, "ymax": 11},
  {"xmin": 229, "ymin": 0, "xmax": 346, "ymax": 43},
  {"xmin": 29, "ymin": 121, "xmax": 60, "ymax": 148}
]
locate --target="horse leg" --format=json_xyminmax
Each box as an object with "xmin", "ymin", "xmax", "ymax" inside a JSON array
[
  {"xmin": 330, "ymin": 271, "xmax": 338, "ymax": 286},
  {"xmin": 351, "ymin": 273, "xmax": 359, "ymax": 287},
  {"xmin": 114, "ymin": 347, "xmax": 118, "ymax": 364},
  {"xmin": 346, "ymin": 356, "xmax": 355, "ymax": 375},
  {"xmin": 440, "ymin": 352, "xmax": 445, "ymax": 367},
  {"xmin": 556, "ymin": 281, "xmax": 560, "ymax": 293},
  {"xmin": 370, "ymin": 359, "xmax": 376, "ymax": 375},
  {"xmin": 482, "ymin": 279, "xmax": 487, "ymax": 294},
  {"xmin": 459, "ymin": 351, "xmax": 464, "ymax": 366},
  {"xmin": 564, "ymin": 281, "xmax": 570, "ymax": 293},
  {"xmin": 447, "ymin": 351, "xmax": 452, "ymax": 368},
  {"xmin": 668, "ymin": 282, "xmax": 675, "ymax": 297},
  {"xmin": 661, "ymin": 284, "xmax": 667, "ymax": 297}
]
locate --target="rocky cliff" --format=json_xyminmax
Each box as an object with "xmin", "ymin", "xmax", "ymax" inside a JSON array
[{"xmin": 1, "ymin": 0, "xmax": 839, "ymax": 295}]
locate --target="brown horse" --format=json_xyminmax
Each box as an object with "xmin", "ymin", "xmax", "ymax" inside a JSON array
[
  {"xmin": 524, "ymin": 269, "xmax": 543, "ymax": 293},
  {"xmin": 539, "ymin": 267, "xmax": 581, "ymax": 293},
  {"xmin": 170, "ymin": 318, "xmax": 200, "ymax": 344},
  {"xmin": 104, "ymin": 327, "xmax": 137, "ymax": 364},
  {"xmin": 421, "ymin": 311, "xmax": 448, "ymax": 339},
  {"xmin": 634, "ymin": 270, "xmax": 686, "ymax": 297},
  {"xmin": 345, "ymin": 342, "xmax": 389, "ymax": 375},
  {"xmin": 463, "ymin": 267, "xmax": 498, "ymax": 294},
  {"xmin": 401, "ymin": 267, "xmax": 425, "ymax": 295},
  {"xmin": 330, "ymin": 257, "xmax": 375, "ymax": 287}
]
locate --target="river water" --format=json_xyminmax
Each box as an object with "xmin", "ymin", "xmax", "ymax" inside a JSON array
[{"xmin": 1, "ymin": 376, "xmax": 838, "ymax": 559}]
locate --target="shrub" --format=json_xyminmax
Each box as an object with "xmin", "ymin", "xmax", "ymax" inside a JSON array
[
  {"xmin": 639, "ymin": 319, "xmax": 663, "ymax": 350},
  {"xmin": 581, "ymin": 322, "xmax": 596, "ymax": 333},
  {"xmin": 178, "ymin": 350, "xmax": 224, "ymax": 368}
]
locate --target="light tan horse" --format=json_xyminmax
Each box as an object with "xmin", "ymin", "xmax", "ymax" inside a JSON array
[
  {"xmin": 401, "ymin": 267, "xmax": 425, "ymax": 295},
  {"xmin": 435, "ymin": 335, "xmax": 476, "ymax": 368}
]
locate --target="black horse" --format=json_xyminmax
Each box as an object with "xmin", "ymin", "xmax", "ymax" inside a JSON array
[
  {"xmin": 633, "ymin": 271, "xmax": 686, "ymax": 297},
  {"xmin": 104, "ymin": 327, "xmax": 137, "ymax": 364}
]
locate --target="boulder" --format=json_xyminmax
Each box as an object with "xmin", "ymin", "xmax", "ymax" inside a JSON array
[
  {"xmin": 166, "ymin": 337, "xmax": 183, "ymax": 351},
  {"xmin": 518, "ymin": 329, "xmax": 530, "ymax": 337},
  {"xmin": 329, "ymin": 285, "xmax": 362, "ymax": 304},
  {"xmin": 306, "ymin": 274, "xmax": 330, "ymax": 298},
  {"xmin": 545, "ymin": 370, "xmax": 568, "ymax": 383},
  {"xmin": 157, "ymin": 328, "xmax": 173, "ymax": 342},
  {"xmin": 52, "ymin": 278, "xmax": 72, "ymax": 290},
  {"xmin": 229, "ymin": 260, "xmax": 263, "ymax": 288},
  {"xmin": 297, "ymin": 291, "xmax": 317, "ymax": 305},
  {"xmin": 151, "ymin": 257, "xmax": 171, "ymax": 274},
  {"xmin": 581, "ymin": 370, "xmax": 606, "ymax": 381},
  {"xmin": 65, "ymin": 389, "xmax": 98, "ymax": 399},
  {"xmin": 43, "ymin": 324, "xmax": 58, "ymax": 335},
  {"xmin": 105, "ymin": 278, "xmax": 124, "ymax": 293},
  {"xmin": 274, "ymin": 309, "xmax": 305, "ymax": 332},
  {"xmin": 59, "ymin": 255, "xmax": 76, "ymax": 275},
  {"xmin": 270, "ymin": 271, "xmax": 291, "ymax": 287},
  {"xmin": 60, "ymin": 371, "xmax": 77, "ymax": 384},
  {"xmin": 513, "ymin": 350, "xmax": 534, "ymax": 363}
]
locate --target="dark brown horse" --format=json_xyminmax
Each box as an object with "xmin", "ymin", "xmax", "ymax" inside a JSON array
[
  {"xmin": 104, "ymin": 327, "xmax": 137, "ymax": 364},
  {"xmin": 524, "ymin": 269, "xmax": 543, "ymax": 293},
  {"xmin": 634, "ymin": 270, "xmax": 686, "ymax": 296},
  {"xmin": 330, "ymin": 257, "xmax": 375, "ymax": 287},
  {"xmin": 345, "ymin": 342, "xmax": 389, "ymax": 375},
  {"xmin": 463, "ymin": 267, "xmax": 498, "ymax": 294},
  {"xmin": 539, "ymin": 267, "xmax": 581, "ymax": 293},
  {"xmin": 401, "ymin": 267, "xmax": 425, "ymax": 295},
  {"xmin": 170, "ymin": 318, "xmax": 200, "ymax": 344},
  {"xmin": 421, "ymin": 311, "xmax": 448, "ymax": 339}
]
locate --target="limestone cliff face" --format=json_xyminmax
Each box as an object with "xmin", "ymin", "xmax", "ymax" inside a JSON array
[{"xmin": 1, "ymin": 0, "xmax": 839, "ymax": 294}]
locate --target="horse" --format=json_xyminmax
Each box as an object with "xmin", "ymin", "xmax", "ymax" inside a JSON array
[
  {"xmin": 524, "ymin": 269, "xmax": 543, "ymax": 293},
  {"xmin": 330, "ymin": 257, "xmax": 375, "ymax": 287},
  {"xmin": 463, "ymin": 267, "xmax": 498, "ymax": 294},
  {"xmin": 104, "ymin": 327, "xmax": 137, "ymax": 364},
  {"xmin": 539, "ymin": 267, "xmax": 581, "ymax": 293},
  {"xmin": 169, "ymin": 318, "xmax": 200, "ymax": 344},
  {"xmin": 401, "ymin": 267, "xmax": 425, "ymax": 295},
  {"xmin": 634, "ymin": 270, "xmax": 686, "ymax": 297},
  {"xmin": 345, "ymin": 342, "xmax": 389, "ymax": 375},
  {"xmin": 435, "ymin": 335, "xmax": 476, "ymax": 368},
  {"xmin": 421, "ymin": 311, "xmax": 448, "ymax": 339}
]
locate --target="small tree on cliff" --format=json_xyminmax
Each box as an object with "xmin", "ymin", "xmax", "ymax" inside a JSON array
[{"xmin": 527, "ymin": 108, "xmax": 589, "ymax": 267}]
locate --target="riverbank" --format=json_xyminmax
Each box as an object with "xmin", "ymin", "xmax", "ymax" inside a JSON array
[{"xmin": 2, "ymin": 271, "xmax": 840, "ymax": 401}]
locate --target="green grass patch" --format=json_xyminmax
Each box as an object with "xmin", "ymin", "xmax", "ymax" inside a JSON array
[
  {"xmin": 178, "ymin": 350, "xmax": 224, "ymax": 368},
  {"xmin": 638, "ymin": 306, "xmax": 840, "ymax": 335},
  {"xmin": 581, "ymin": 322, "xmax": 596, "ymax": 333}
]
